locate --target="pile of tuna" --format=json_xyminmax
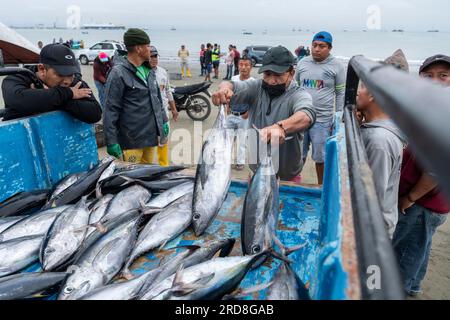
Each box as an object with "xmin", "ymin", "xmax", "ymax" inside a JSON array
[{"xmin": 0, "ymin": 106, "xmax": 310, "ymax": 300}]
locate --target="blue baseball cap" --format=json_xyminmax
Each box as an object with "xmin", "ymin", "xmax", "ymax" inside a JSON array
[{"xmin": 313, "ymin": 31, "xmax": 333, "ymax": 46}]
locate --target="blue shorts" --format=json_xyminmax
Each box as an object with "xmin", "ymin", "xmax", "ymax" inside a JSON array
[
  {"xmin": 206, "ymin": 63, "xmax": 212, "ymax": 74},
  {"xmin": 302, "ymin": 120, "xmax": 333, "ymax": 163}
]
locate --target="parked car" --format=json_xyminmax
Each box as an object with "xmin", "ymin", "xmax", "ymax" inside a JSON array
[
  {"xmin": 245, "ymin": 45, "xmax": 272, "ymax": 66},
  {"xmin": 75, "ymin": 41, "xmax": 126, "ymax": 65}
]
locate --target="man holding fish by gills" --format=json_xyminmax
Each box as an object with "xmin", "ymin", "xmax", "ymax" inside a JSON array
[{"xmin": 212, "ymin": 46, "xmax": 316, "ymax": 182}]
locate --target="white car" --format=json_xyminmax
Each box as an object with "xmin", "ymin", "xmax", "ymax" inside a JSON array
[{"xmin": 75, "ymin": 41, "xmax": 126, "ymax": 65}]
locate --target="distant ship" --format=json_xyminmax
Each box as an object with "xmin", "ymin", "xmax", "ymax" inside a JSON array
[
  {"xmin": 243, "ymin": 31, "xmax": 253, "ymax": 35},
  {"xmin": 170, "ymin": 27, "xmax": 176, "ymax": 31},
  {"xmin": 81, "ymin": 23, "xmax": 126, "ymax": 30},
  {"xmin": 392, "ymin": 29, "xmax": 404, "ymax": 33},
  {"xmin": 427, "ymin": 29, "xmax": 439, "ymax": 33}
]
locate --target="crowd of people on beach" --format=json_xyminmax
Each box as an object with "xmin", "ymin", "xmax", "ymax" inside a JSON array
[{"xmin": 2, "ymin": 27, "xmax": 449, "ymax": 299}]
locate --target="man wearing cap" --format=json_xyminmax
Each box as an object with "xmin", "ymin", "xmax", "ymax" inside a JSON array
[
  {"xmin": 93, "ymin": 52, "xmax": 112, "ymax": 108},
  {"xmin": 150, "ymin": 45, "xmax": 179, "ymax": 166},
  {"xmin": 392, "ymin": 54, "xmax": 450, "ymax": 297},
  {"xmin": 1, "ymin": 44, "xmax": 101, "ymax": 123},
  {"xmin": 103, "ymin": 28, "xmax": 168, "ymax": 163},
  {"xmin": 212, "ymin": 46, "xmax": 316, "ymax": 181},
  {"xmin": 295, "ymin": 31, "xmax": 346, "ymax": 185}
]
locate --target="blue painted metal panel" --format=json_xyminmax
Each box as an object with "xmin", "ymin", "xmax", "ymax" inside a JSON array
[{"xmin": 0, "ymin": 111, "xmax": 99, "ymax": 202}]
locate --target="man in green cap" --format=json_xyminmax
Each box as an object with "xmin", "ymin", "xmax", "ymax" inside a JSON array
[
  {"xmin": 103, "ymin": 28, "xmax": 168, "ymax": 163},
  {"xmin": 212, "ymin": 46, "xmax": 316, "ymax": 182}
]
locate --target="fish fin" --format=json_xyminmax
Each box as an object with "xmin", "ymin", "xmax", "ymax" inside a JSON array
[
  {"xmin": 122, "ymin": 269, "xmax": 134, "ymax": 280},
  {"xmin": 140, "ymin": 207, "xmax": 162, "ymax": 215},
  {"xmin": 270, "ymin": 250, "xmax": 293, "ymax": 264},
  {"xmin": 95, "ymin": 183, "xmax": 103, "ymax": 199},
  {"xmin": 272, "ymin": 233, "xmax": 306, "ymax": 257},
  {"xmin": 218, "ymin": 238, "xmax": 236, "ymax": 257},
  {"xmin": 92, "ymin": 238, "xmax": 121, "ymax": 267},
  {"xmin": 157, "ymin": 239, "xmax": 170, "ymax": 252},
  {"xmin": 87, "ymin": 222, "xmax": 108, "ymax": 234},
  {"xmin": 171, "ymin": 272, "xmax": 215, "ymax": 297},
  {"xmin": 172, "ymin": 264, "xmax": 185, "ymax": 287},
  {"xmin": 223, "ymin": 281, "xmax": 274, "ymax": 300}
]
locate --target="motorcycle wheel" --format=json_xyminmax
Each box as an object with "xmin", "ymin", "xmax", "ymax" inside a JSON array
[{"xmin": 186, "ymin": 94, "xmax": 212, "ymax": 121}]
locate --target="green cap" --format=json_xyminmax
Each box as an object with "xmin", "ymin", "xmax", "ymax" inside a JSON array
[
  {"xmin": 258, "ymin": 46, "xmax": 295, "ymax": 74},
  {"xmin": 123, "ymin": 28, "xmax": 150, "ymax": 47}
]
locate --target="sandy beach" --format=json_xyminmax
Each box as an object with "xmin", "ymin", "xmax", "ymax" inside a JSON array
[{"xmin": 0, "ymin": 60, "xmax": 448, "ymax": 300}]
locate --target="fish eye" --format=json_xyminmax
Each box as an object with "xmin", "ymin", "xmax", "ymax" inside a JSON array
[
  {"xmin": 193, "ymin": 214, "xmax": 201, "ymax": 220},
  {"xmin": 64, "ymin": 287, "xmax": 73, "ymax": 294},
  {"xmin": 251, "ymin": 245, "xmax": 261, "ymax": 254}
]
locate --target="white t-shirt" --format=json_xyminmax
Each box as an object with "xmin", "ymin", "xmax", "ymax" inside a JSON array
[
  {"xmin": 231, "ymin": 75, "xmax": 254, "ymax": 113},
  {"xmin": 154, "ymin": 66, "xmax": 174, "ymax": 117}
]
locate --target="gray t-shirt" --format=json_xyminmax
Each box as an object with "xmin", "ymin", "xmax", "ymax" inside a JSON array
[
  {"xmin": 295, "ymin": 55, "xmax": 346, "ymax": 123},
  {"xmin": 231, "ymin": 78, "xmax": 316, "ymax": 180}
]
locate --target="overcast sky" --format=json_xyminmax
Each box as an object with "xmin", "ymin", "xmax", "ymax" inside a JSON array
[{"xmin": 1, "ymin": 0, "xmax": 449, "ymax": 32}]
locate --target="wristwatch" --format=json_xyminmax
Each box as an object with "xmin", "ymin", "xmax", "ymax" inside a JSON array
[{"xmin": 277, "ymin": 122, "xmax": 286, "ymax": 135}]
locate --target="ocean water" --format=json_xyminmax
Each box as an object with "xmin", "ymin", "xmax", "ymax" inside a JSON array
[{"xmin": 15, "ymin": 27, "xmax": 450, "ymax": 69}]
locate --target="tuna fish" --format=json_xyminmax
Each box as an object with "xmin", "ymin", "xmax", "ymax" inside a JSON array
[
  {"xmin": 138, "ymin": 238, "xmax": 236, "ymax": 299},
  {"xmin": 266, "ymin": 261, "xmax": 311, "ymax": 300},
  {"xmin": 142, "ymin": 252, "xmax": 270, "ymax": 300},
  {"xmin": 0, "ymin": 205, "xmax": 70, "ymax": 242},
  {"xmin": 58, "ymin": 213, "xmax": 141, "ymax": 300},
  {"xmin": 0, "ymin": 189, "xmax": 50, "ymax": 217},
  {"xmin": 0, "ymin": 272, "xmax": 67, "ymax": 300},
  {"xmin": 46, "ymin": 173, "xmax": 84, "ymax": 206},
  {"xmin": 42, "ymin": 157, "xmax": 115, "ymax": 209},
  {"xmin": 241, "ymin": 147, "xmax": 279, "ymax": 256},
  {"xmin": 0, "ymin": 216, "xmax": 27, "ymax": 234},
  {"xmin": 40, "ymin": 197, "xmax": 91, "ymax": 271},
  {"xmin": 121, "ymin": 193, "xmax": 193, "ymax": 278},
  {"xmin": 98, "ymin": 185, "xmax": 151, "ymax": 226},
  {"xmin": 145, "ymin": 182, "xmax": 194, "ymax": 209},
  {"xmin": 0, "ymin": 235, "xmax": 43, "ymax": 278},
  {"xmin": 192, "ymin": 105, "xmax": 233, "ymax": 236},
  {"xmin": 100, "ymin": 165, "xmax": 186, "ymax": 192}
]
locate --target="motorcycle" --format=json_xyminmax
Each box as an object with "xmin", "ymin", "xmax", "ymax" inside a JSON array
[{"xmin": 172, "ymin": 82, "xmax": 212, "ymax": 121}]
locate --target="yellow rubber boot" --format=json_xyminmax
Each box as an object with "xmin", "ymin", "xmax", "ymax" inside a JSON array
[
  {"xmin": 186, "ymin": 68, "xmax": 192, "ymax": 78},
  {"xmin": 157, "ymin": 143, "xmax": 169, "ymax": 167}
]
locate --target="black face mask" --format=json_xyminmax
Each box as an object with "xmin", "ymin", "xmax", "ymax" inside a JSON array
[{"xmin": 262, "ymin": 80, "xmax": 286, "ymax": 98}]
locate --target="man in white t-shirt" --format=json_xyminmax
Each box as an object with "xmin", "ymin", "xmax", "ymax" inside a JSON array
[
  {"xmin": 227, "ymin": 56, "xmax": 254, "ymax": 170},
  {"xmin": 150, "ymin": 46, "xmax": 179, "ymax": 166}
]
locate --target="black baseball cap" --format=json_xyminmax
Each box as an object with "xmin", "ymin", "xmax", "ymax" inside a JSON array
[
  {"xmin": 419, "ymin": 54, "xmax": 450, "ymax": 73},
  {"xmin": 40, "ymin": 44, "xmax": 80, "ymax": 76},
  {"xmin": 258, "ymin": 46, "xmax": 295, "ymax": 74}
]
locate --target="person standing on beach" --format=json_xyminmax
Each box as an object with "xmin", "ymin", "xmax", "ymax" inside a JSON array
[
  {"xmin": 204, "ymin": 43, "xmax": 213, "ymax": 83},
  {"xmin": 295, "ymin": 31, "xmax": 346, "ymax": 185},
  {"xmin": 93, "ymin": 52, "xmax": 112, "ymax": 109},
  {"xmin": 233, "ymin": 46, "xmax": 241, "ymax": 76},
  {"xmin": 212, "ymin": 44, "xmax": 221, "ymax": 79},
  {"xmin": 199, "ymin": 44, "xmax": 206, "ymax": 76},
  {"xmin": 356, "ymin": 49, "xmax": 409, "ymax": 239},
  {"xmin": 226, "ymin": 56, "xmax": 254, "ymax": 171},
  {"xmin": 103, "ymin": 28, "xmax": 168, "ymax": 163},
  {"xmin": 212, "ymin": 46, "xmax": 316, "ymax": 182},
  {"xmin": 150, "ymin": 46, "xmax": 179, "ymax": 166},
  {"xmin": 178, "ymin": 45, "xmax": 191, "ymax": 78},
  {"xmin": 224, "ymin": 45, "xmax": 235, "ymax": 80},
  {"xmin": 393, "ymin": 54, "xmax": 450, "ymax": 297}
]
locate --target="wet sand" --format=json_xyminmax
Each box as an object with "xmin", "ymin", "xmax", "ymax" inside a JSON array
[{"xmin": 1, "ymin": 61, "xmax": 448, "ymax": 300}]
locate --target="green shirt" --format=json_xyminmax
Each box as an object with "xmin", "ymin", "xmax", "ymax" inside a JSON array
[{"xmin": 136, "ymin": 65, "xmax": 151, "ymax": 84}]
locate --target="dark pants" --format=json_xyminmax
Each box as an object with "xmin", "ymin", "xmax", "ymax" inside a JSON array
[
  {"xmin": 234, "ymin": 61, "xmax": 239, "ymax": 76},
  {"xmin": 226, "ymin": 65, "xmax": 233, "ymax": 80},
  {"xmin": 392, "ymin": 204, "xmax": 448, "ymax": 295},
  {"xmin": 200, "ymin": 58, "xmax": 206, "ymax": 76}
]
